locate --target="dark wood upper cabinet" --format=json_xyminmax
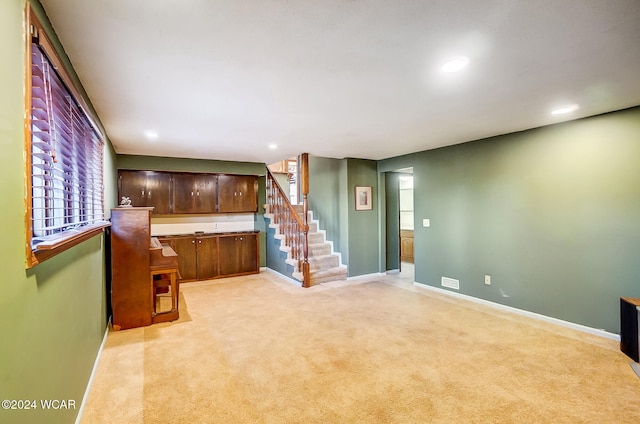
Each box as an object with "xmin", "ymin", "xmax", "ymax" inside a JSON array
[
  {"xmin": 218, "ymin": 175, "xmax": 258, "ymax": 213},
  {"xmin": 173, "ymin": 173, "xmax": 218, "ymax": 214},
  {"xmin": 119, "ymin": 170, "xmax": 172, "ymax": 214},
  {"xmin": 118, "ymin": 170, "xmax": 257, "ymax": 215}
]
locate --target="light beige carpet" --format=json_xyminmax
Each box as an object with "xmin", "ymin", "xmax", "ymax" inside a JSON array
[{"xmin": 81, "ymin": 272, "xmax": 640, "ymax": 423}]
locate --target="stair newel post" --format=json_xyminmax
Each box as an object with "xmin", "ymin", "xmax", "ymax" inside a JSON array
[{"xmin": 301, "ymin": 153, "xmax": 310, "ymax": 288}]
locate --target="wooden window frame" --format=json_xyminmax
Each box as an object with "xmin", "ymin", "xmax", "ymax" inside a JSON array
[{"xmin": 25, "ymin": 6, "xmax": 109, "ymax": 268}]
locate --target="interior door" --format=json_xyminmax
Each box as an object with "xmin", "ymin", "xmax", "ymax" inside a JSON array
[{"xmin": 384, "ymin": 172, "xmax": 401, "ymax": 271}]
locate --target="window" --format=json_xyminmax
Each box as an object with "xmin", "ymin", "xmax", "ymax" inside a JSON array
[{"xmin": 26, "ymin": 9, "xmax": 108, "ymax": 267}]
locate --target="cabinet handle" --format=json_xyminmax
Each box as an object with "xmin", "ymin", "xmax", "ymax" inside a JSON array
[
  {"xmin": 197, "ymin": 191, "xmax": 200, "ymax": 196},
  {"xmin": 191, "ymin": 191, "xmax": 194, "ymax": 196},
  {"xmin": 198, "ymin": 240, "xmax": 202, "ymax": 244},
  {"xmin": 141, "ymin": 190, "xmax": 145, "ymax": 197},
  {"xmin": 192, "ymin": 240, "xmax": 195, "ymax": 244},
  {"xmin": 148, "ymin": 191, "xmax": 151, "ymax": 198}
]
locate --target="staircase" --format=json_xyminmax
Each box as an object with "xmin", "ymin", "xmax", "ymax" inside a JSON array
[{"xmin": 265, "ymin": 205, "xmax": 347, "ymax": 286}]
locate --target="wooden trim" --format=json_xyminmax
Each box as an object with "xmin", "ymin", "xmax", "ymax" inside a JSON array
[
  {"xmin": 300, "ymin": 153, "xmax": 309, "ymax": 195},
  {"xmin": 300, "ymin": 153, "xmax": 310, "ymax": 288},
  {"xmin": 28, "ymin": 222, "xmax": 111, "ymax": 268},
  {"xmin": 24, "ymin": 3, "xmax": 34, "ymax": 268}
]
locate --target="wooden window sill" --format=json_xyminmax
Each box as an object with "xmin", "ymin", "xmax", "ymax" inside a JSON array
[{"xmin": 28, "ymin": 221, "xmax": 111, "ymax": 268}]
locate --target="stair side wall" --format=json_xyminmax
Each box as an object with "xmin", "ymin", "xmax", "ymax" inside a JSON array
[{"xmin": 265, "ymin": 218, "xmax": 294, "ymax": 277}]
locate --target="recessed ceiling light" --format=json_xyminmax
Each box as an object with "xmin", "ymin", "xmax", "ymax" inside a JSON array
[
  {"xmin": 143, "ymin": 130, "xmax": 158, "ymax": 140},
  {"xmin": 268, "ymin": 144, "xmax": 278, "ymax": 150},
  {"xmin": 551, "ymin": 104, "xmax": 579, "ymax": 115},
  {"xmin": 441, "ymin": 57, "xmax": 469, "ymax": 73}
]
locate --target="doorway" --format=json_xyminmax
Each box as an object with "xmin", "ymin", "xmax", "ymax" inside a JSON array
[
  {"xmin": 399, "ymin": 174, "xmax": 414, "ymax": 264},
  {"xmin": 384, "ymin": 169, "xmax": 414, "ymax": 283}
]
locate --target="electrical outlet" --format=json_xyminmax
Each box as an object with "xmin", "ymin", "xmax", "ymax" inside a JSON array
[
  {"xmin": 484, "ymin": 275, "xmax": 491, "ymax": 285},
  {"xmin": 214, "ymin": 222, "xmax": 219, "ymax": 230}
]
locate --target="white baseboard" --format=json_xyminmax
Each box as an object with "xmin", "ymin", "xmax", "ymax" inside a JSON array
[
  {"xmin": 264, "ymin": 267, "xmax": 302, "ymax": 287},
  {"xmin": 75, "ymin": 323, "xmax": 110, "ymax": 424},
  {"xmin": 413, "ymin": 282, "xmax": 620, "ymax": 341},
  {"xmin": 347, "ymin": 272, "xmax": 386, "ymax": 281}
]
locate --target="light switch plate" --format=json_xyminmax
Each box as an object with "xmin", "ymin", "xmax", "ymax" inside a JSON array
[{"xmin": 423, "ymin": 219, "xmax": 430, "ymax": 227}]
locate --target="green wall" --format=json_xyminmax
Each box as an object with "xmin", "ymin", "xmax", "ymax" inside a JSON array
[
  {"xmin": 379, "ymin": 107, "xmax": 640, "ymax": 333},
  {"xmin": 345, "ymin": 158, "xmax": 380, "ymax": 276},
  {"xmin": 308, "ymin": 156, "xmax": 379, "ymax": 277},
  {"xmin": 118, "ymin": 154, "xmax": 266, "ymax": 175},
  {"xmin": 308, "ymin": 157, "xmax": 345, "ymax": 254},
  {"xmin": 0, "ymin": 1, "xmax": 116, "ymax": 423}
]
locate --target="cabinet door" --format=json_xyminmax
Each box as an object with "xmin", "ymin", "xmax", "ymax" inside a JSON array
[
  {"xmin": 240, "ymin": 233, "xmax": 259, "ymax": 273},
  {"xmin": 218, "ymin": 235, "xmax": 243, "ymax": 275},
  {"xmin": 119, "ymin": 170, "xmax": 148, "ymax": 208},
  {"xmin": 119, "ymin": 170, "xmax": 171, "ymax": 213},
  {"xmin": 400, "ymin": 230, "xmax": 414, "ymax": 263},
  {"xmin": 194, "ymin": 174, "xmax": 217, "ymax": 213},
  {"xmin": 172, "ymin": 173, "xmax": 197, "ymax": 214},
  {"xmin": 145, "ymin": 172, "xmax": 172, "ymax": 214},
  {"xmin": 196, "ymin": 236, "xmax": 219, "ymax": 280},
  {"xmin": 173, "ymin": 173, "xmax": 218, "ymax": 214},
  {"xmin": 171, "ymin": 236, "xmax": 198, "ymax": 281},
  {"xmin": 219, "ymin": 233, "xmax": 258, "ymax": 276},
  {"xmin": 218, "ymin": 175, "xmax": 258, "ymax": 213}
]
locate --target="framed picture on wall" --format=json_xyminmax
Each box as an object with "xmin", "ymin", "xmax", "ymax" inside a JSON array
[{"xmin": 355, "ymin": 186, "xmax": 372, "ymax": 210}]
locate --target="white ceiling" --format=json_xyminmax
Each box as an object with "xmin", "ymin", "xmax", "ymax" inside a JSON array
[{"xmin": 40, "ymin": 0, "xmax": 640, "ymax": 165}]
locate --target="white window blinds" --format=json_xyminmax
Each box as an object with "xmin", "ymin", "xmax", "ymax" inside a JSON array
[{"xmin": 30, "ymin": 42, "xmax": 104, "ymax": 246}]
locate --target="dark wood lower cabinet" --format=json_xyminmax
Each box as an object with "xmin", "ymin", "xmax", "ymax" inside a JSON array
[
  {"xmin": 197, "ymin": 236, "xmax": 219, "ymax": 279},
  {"xmin": 168, "ymin": 237, "xmax": 198, "ymax": 281},
  {"xmin": 158, "ymin": 232, "xmax": 259, "ymax": 283},
  {"xmin": 218, "ymin": 233, "xmax": 258, "ymax": 276}
]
